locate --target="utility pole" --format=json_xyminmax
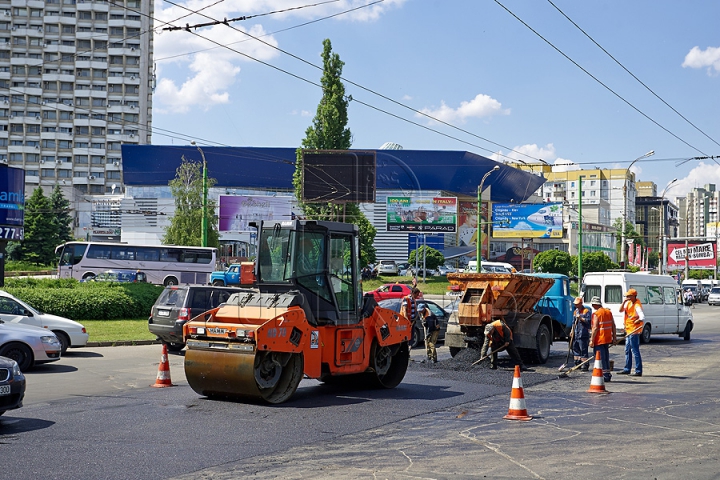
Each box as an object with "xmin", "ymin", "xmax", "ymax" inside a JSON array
[
  {"xmin": 621, "ymin": 150, "xmax": 654, "ymax": 267},
  {"xmin": 477, "ymin": 166, "xmax": 499, "ymax": 272}
]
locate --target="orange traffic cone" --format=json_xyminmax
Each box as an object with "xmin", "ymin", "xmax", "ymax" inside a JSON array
[
  {"xmin": 587, "ymin": 350, "xmax": 610, "ymax": 394},
  {"xmin": 151, "ymin": 343, "xmax": 175, "ymax": 388},
  {"xmin": 503, "ymin": 365, "xmax": 532, "ymax": 421}
]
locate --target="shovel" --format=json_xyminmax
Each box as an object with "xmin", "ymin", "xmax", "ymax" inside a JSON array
[
  {"xmin": 558, "ymin": 316, "xmax": 579, "ymax": 371},
  {"xmin": 558, "ymin": 356, "xmax": 593, "ymax": 378},
  {"xmin": 471, "ymin": 344, "xmax": 508, "ymax": 366}
]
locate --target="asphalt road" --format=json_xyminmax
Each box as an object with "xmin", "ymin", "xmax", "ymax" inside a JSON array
[{"xmin": 3, "ymin": 303, "xmax": 720, "ymax": 479}]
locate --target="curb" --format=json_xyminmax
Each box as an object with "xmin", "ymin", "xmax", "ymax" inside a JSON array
[{"xmin": 86, "ymin": 340, "xmax": 162, "ymax": 347}]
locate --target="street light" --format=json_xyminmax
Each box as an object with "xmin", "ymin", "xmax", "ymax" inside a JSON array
[
  {"xmin": 477, "ymin": 166, "xmax": 500, "ymax": 272},
  {"xmin": 659, "ymin": 178, "xmax": 678, "ymax": 274},
  {"xmin": 578, "ymin": 175, "xmax": 584, "ymax": 281},
  {"xmin": 622, "ymin": 150, "xmax": 654, "ymax": 267},
  {"xmin": 191, "ymin": 141, "xmax": 208, "ymax": 247}
]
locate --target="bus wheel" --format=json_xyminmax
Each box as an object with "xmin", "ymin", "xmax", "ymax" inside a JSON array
[
  {"xmin": 82, "ymin": 272, "xmax": 96, "ymax": 281},
  {"xmin": 164, "ymin": 276, "xmax": 178, "ymax": 286}
]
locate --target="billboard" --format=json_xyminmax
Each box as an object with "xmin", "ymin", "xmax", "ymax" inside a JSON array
[
  {"xmin": 218, "ymin": 195, "xmax": 292, "ymax": 233},
  {"xmin": 0, "ymin": 165, "xmax": 24, "ymax": 240},
  {"xmin": 492, "ymin": 203, "xmax": 563, "ymax": 238},
  {"xmin": 301, "ymin": 150, "xmax": 376, "ymax": 203},
  {"xmin": 667, "ymin": 242, "xmax": 716, "ymax": 270},
  {"xmin": 386, "ymin": 196, "xmax": 457, "ymax": 232}
]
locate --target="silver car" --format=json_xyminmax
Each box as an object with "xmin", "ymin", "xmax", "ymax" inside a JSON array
[
  {"xmin": 0, "ymin": 320, "xmax": 62, "ymax": 372},
  {"xmin": 708, "ymin": 287, "xmax": 720, "ymax": 306}
]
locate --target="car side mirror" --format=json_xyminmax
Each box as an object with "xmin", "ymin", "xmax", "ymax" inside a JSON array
[{"xmin": 24, "ymin": 309, "xmax": 33, "ymax": 317}]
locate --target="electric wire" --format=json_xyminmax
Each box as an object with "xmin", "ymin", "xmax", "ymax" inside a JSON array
[
  {"xmin": 493, "ymin": 0, "xmax": 710, "ymax": 158},
  {"xmin": 547, "ymin": 0, "xmax": 720, "ymax": 150}
]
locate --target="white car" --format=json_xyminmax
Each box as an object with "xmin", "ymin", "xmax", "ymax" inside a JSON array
[
  {"xmin": 0, "ymin": 291, "xmax": 89, "ymax": 354},
  {"xmin": 708, "ymin": 287, "xmax": 720, "ymax": 306},
  {"xmin": 0, "ymin": 321, "xmax": 62, "ymax": 371},
  {"xmin": 376, "ymin": 260, "xmax": 399, "ymax": 275}
]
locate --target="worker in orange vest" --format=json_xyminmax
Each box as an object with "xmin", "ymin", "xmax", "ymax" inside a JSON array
[
  {"xmin": 589, "ymin": 296, "xmax": 617, "ymax": 382},
  {"xmin": 480, "ymin": 320, "xmax": 528, "ymax": 371},
  {"xmin": 618, "ymin": 288, "xmax": 644, "ymax": 376}
]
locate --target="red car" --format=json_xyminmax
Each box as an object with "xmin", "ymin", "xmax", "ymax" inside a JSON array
[{"xmin": 369, "ymin": 283, "xmax": 412, "ymax": 302}]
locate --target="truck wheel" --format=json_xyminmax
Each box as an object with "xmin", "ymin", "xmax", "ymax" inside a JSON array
[
  {"xmin": 641, "ymin": 324, "xmax": 651, "ymax": 344},
  {"xmin": 449, "ymin": 347, "xmax": 462, "ymax": 358},
  {"xmin": 521, "ymin": 324, "xmax": 551, "ymax": 364},
  {"xmin": 212, "ymin": 280, "xmax": 225, "ymax": 286}
]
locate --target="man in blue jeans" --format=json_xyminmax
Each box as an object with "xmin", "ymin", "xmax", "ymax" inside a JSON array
[{"xmin": 618, "ymin": 288, "xmax": 644, "ymax": 376}]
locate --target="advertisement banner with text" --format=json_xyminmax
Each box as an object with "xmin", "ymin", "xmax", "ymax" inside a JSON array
[
  {"xmin": 667, "ymin": 242, "xmax": 716, "ymax": 270},
  {"xmin": 386, "ymin": 196, "xmax": 457, "ymax": 232},
  {"xmin": 492, "ymin": 203, "xmax": 563, "ymax": 238},
  {"xmin": 218, "ymin": 195, "xmax": 292, "ymax": 233}
]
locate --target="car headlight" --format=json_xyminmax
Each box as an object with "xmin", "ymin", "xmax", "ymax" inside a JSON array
[
  {"xmin": 11, "ymin": 360, "xmax": 21, "ymax": 376},
  {"xmin": 41, "ymin": 335, "xmax": 61, "ymax": 346}
]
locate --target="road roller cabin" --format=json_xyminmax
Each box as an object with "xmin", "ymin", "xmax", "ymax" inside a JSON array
[{"xmin": 182, "ymin": 220, "xmax": 413, "ymax": 404}]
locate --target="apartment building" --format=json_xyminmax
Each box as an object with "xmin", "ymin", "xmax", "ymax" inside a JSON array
[
  {"xmin": 675, "ymin": 184, "xmax": 719, "ymax": 238},
  {"xmin": 0, "ymin": 0, "xmax": 153, "ymax": 206}
]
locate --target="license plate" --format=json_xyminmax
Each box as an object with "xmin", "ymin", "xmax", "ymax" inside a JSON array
[
  {"xmin": 157, "ymin": 310, "xmax": 170, "ymax": 317},
  {"xmin": 0, "ymin": 385, "xmax": 10, "ymax": 395}
]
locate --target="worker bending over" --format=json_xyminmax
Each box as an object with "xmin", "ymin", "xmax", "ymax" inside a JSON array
[{"xmin": 480, "ymin": 319, "xmax": 528, "ymax": 371}]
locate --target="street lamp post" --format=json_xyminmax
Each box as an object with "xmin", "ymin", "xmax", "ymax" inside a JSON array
[
  {"xmin": 191, "ymin": 141, "xmax": 209, "ymax": 247},
  {"xmin": 578, "ymin": 175, "xmax": 584, "ymax": 281},
  {"xmin": 622, "ymin": 150, "xmax": 654, "ymax": 267},
  {"xmin": 477, "ymin": 166, "xmax": 500, "ymax": 272},
  {"xmin": 659, "ymin": 178, "xmax": 678, "ymax": 275}
]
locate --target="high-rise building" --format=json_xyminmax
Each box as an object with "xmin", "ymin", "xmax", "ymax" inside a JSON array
[
  {"xmin": 675, "ymin": 184, "xmax": 719, "ymax": 238},
  {"xmin": 0, "ymin": 0, "xmax": 153, "ymax": 204}
]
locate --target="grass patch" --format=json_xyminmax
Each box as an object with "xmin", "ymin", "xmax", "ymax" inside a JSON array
[
  {"xmin": 362, "ymin": 275, "xmax": 451, "ymax": 295},
  {"xmin": 5, "ymin": 261, "xmax": 53, "ymax": 272},
  {"xmin": 83, "ymin": 319, "xmax": 156, "ymax": 343}
]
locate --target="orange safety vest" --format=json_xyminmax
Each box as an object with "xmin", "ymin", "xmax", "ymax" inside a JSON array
[
  {"xmin": 592, "ymin": 307, "xmax": 614, "ymax": 345},
  {"xmin": 489, "ymin": 320, "xmax": 512, "ymax": 341},
  {"xmin": 623, "ymin": 299, "xmax": 644, "ymax": 335}
]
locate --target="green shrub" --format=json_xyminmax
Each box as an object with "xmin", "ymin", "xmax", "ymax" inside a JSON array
[{"xmin": 5, "ymin": 281, "xmax": 163, "ymax": 320}]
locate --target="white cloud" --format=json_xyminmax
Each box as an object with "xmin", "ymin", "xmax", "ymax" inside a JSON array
[
  {"xmin": 418, "ymin": 94, "xmax": 510, "ymax": 124},
  {"xmin": 152, "ymin": 0, "xmax": 404, "ymax": 113},
  {"xmin": 490, "ymin": 143, "xmax": 562, "ymax": 164},
  {"xmin": 673, "ymin": 162, "xmax": 720, "ymax": 200},
  {"xmin": 682, "ymin": 46, "xmax": 720, "ymax": 75}
]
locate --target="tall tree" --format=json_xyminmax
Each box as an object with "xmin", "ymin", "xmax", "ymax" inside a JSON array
[
  {"xmin": 50, "ymin": 184, "xmax": 74, "ymax": 244},
  {"xmin": 22, "ymin": 187, "xmax": 56, "ymax": 265},
  {"xmin": 292, "ymin": 38, "xmax": 377, "ymax": 266},
  {"xmin": 163, "ymin": 156, "xmax": 219, "ymax": 247}
]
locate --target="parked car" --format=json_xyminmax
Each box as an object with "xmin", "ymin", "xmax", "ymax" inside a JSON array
[
  {"xmin": 0, "ymin": 356, "xmax": 26, "ymax": 416},
  {"xmin": 367, "ymin": 283, "xmax": 412, "ymax": 302},
  {"xmin": 90, "ymin": 269, "xmax": 148, "ymax": 283},
  {"xmin": 148, "ymin": 285, "xmax": 245, "ymax": 352},
  {"xmin": 0, "ymin": 290, "xmax": 88, "ymax": 354},
  {"xmin": 436, "ymin": 265, "xmax": 456, "ymax": 276},
  {"xmin": 708, "ymin": 287, "xmax": 720, "ymax": 306},
  {"xmin": 409, "ymin": 267, "xmax": 438, "ymax": 277},
  {"xmin": 396, "ymin": 262, "xmax": 411, "ymax": 276},
  {"xmin": 376, "ymin": 260, "xmax": 399, "ymax": 276},
  {"xmin": 0, "ymin": 321, "xmax": 62, "ymax": 372},
  {"xmin": 378, "ymin": 298, "xmax": 451, "ymax": 348}
]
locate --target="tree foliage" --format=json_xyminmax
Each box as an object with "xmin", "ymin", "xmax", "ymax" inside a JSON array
[
  {"xmin": 292, "ymin": 39, "xmax": 377, "ymax": 266},
  {"xmin": 571, "ymin": 251, "xmax": 617, "ymax": 276},
  {"xmin": 614, "ymin": 218, "xmax": 645, "ymax": 262},
  {"xmin": 22, "ymin": 187, "xmax": 57, "ymax": 265},
  {"xmin": 163, "ymin": 156, "xmax": 219, "ymax": 247},
  {"xmin": 532, "ymin": 250, "xmax": 572, "ymax": 275},
  {"xmin": 408, "ymin": 246, "xmax": 444, "ymax": 270},
  {"xmin": 50, "ymin": 185, "xmax": 74, "ymax": 245}
]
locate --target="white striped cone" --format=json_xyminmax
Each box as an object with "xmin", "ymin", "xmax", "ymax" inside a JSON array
[
  {"xmin": 503, "ymin": 365, "xmax": 532, "ymax": 421},
  {"xmin": 151, "ymin": 344, "xmax": 175, "ymax": 388},
  {"xmin": 587, "ymin": 350, "xmax": 609, "ymax": 394}
]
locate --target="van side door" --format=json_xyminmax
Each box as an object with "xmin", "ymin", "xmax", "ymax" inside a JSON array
[
  {"xmin": 663, "ymin": 286, "xmax": 680, "ymax": 333},
  {"xmin": 646, "ymin": 286, "xmax": 666, "ymax": 333}
]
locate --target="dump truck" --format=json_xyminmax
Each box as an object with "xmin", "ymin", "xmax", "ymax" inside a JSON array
[
  {"xmin": 444, "ymin": 272, "xmax": 568, "ymax": 363},
  {"xmin": 210, "ymin": 262, "xmax": 255, "ymax": 286},
  {"xmin": 182, "ymin": 220, "xmax": 412, "ymax": 404}
]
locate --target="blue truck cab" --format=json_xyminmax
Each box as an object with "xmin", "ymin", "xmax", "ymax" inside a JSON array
[{"xmin": 529, "ymin": 273, "xmax": 576, "ymax": 339}]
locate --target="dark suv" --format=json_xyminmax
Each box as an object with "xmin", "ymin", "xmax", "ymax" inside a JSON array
[{"xmin": 148, "ymin": 285, "xmax": 244, "ymax": 352}]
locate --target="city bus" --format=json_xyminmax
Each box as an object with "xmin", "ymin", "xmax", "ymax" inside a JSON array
[{"xmin": 55, "ymin": 242, "xmax": 217, "ymax": 286}]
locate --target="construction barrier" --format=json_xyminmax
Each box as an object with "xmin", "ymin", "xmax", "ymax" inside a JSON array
[{"xmin": 503, "ymin": 365, "xmax": 532, "ymax": 421}]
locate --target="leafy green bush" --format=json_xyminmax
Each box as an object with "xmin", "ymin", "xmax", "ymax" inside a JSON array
[{"xmin": 5, "ymin": 281, "xmax": 163, "ymax": 320}]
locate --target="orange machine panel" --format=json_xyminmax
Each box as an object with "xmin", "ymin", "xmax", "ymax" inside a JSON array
[{"xmin": 334, "ymin": 327, "xmax": 366, "ymax": 367}]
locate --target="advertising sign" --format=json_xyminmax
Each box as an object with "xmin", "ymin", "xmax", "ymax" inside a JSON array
[
  {"xmin": 492, "ymin": 203, "xmax": 563, "ymax": 239},
  {"xmin": 218, "ymin": 195, "xmax": 292, "ymax": 232},
  {"xmin": 457, "ymin": 201, "xmax": 488, "ymax": 255},
  {"xmin": 386, "ymin": 196, "xmax": 457, "ymax": 232},
  {"xmin": 667, "ymin": 242, "xmax": 716, "ymax": 270},
  {"xmin": 0, "ymin": 165, "xmax": 25, "ymax": 240}
]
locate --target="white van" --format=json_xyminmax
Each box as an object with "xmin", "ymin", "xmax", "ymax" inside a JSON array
[
  {"xmin": 581, "ymin": 272, "xmax": 693, "ymax": 343},
  {"xmin": 467, "ymin": 260, "xmax": 516, "ymax": 273}
]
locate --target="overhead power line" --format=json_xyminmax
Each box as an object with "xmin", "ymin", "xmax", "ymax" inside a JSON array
[
  {"xmin": 493, "ymin": 0, "xmax": 711, "ymax": 159},
  {"xmin": 546, "ymin": 0, "xmax": 720, "ymax": 151}
]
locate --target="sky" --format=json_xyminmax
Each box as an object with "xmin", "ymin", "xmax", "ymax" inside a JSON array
[{"xmin": 150, "ymin": 0, "xmax": 720, "ymax": 204}]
